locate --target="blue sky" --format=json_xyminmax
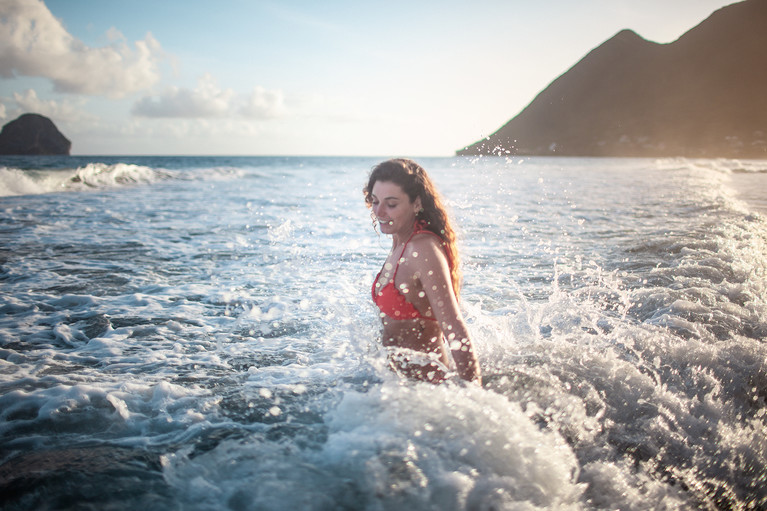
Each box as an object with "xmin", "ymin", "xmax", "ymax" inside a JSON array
[{"xmin": 0, "ymin": 0, "xmax": 738, "ymax": 156}]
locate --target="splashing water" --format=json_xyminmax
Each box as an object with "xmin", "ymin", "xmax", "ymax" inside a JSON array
[{"xmin": 1, "ymin": 155, "xmax": 765, "ymax": 510}]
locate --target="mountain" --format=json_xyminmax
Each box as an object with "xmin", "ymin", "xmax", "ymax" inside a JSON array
[
  {"xmin": 457, "ymin": 0, "xmax": 767, "ymax": 158},
  {"xmin": 0, "ymin": 113, "xmax": 71, "ymax": 155}
]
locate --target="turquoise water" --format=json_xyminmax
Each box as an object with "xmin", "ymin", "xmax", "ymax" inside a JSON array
[{"xmin": 1, "ymin": 155, "xmax": 766, "ymax": 510}]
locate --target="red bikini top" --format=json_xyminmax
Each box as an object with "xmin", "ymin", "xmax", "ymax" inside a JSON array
[{"xmin": 372, "ymin": 222, "xmax": 449, "ymax": 321}]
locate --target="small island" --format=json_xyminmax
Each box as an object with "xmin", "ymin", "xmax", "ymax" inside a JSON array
[{"xmin": 0, "ymin": 113, "xmax": 71, "ymax": 156}]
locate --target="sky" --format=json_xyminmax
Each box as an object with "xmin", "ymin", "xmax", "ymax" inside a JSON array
[{"xmin": 0, "ymin": 0, "xmax": 740, "ymax": 156}]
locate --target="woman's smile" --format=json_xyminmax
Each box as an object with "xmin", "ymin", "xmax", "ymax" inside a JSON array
[{"xmin": 370, "ymin": 180, "xmax": 418, "ymax": 240}]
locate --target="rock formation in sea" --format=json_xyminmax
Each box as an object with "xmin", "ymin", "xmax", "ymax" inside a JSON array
[
  {"xmin": 457, "ymin": 0, "xmax": 767, "ymax": 158},
  {"xmin": 0, "ymin": 113, "xmax": 71, "ymax": 155}
]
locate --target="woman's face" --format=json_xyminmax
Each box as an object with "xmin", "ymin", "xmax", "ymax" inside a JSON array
[{"xmin": 370, "ymin": 180, "xmax": 421, "ymax": 237}]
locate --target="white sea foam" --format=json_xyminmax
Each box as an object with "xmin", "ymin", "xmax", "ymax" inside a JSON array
[
  {"xmin": 163, "ymin": 382, "xmax": 585, "ymax": 510},
  {"xmin": 0, "ymin": 162, "xmax": 171, "ymax": 197}
]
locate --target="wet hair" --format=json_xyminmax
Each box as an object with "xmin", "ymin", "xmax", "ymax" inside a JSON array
[{"xmin": 363, "ymin": 158, "xmax": 462, "ymax": 298}]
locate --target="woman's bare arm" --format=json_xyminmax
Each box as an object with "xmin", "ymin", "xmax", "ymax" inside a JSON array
[{"xmin": 407, "ymin": 236, "xmax": 482, "ymax": 383}]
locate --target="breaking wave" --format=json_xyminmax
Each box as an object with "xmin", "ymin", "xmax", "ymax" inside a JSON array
[{"xmin": 0, "ymin": 163, "xmax": 172, "ymax": 197}]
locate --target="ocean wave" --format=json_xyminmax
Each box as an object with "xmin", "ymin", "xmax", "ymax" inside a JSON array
[
  {"xmin": 2, "ymin": 156, "xmax": 766, "ymax": 509},
  {"xmin": 654, "ymin": 157, "xmax": 767, "ymax": 174},
  {"xmin": 0, "ymin": 163, "xmax": 174, "ymax": 197}
]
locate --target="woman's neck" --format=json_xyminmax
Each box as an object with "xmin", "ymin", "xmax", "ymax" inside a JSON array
[{"xmin": 391, "ymin": 221, "xmax": 416, "ymax": 249}]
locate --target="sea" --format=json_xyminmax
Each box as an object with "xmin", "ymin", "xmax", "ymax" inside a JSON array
[{"xmin": 0, "ymin": 155, "xmax": 765, "ymax": 510}]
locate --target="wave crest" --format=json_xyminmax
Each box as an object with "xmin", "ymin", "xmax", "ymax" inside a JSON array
[{"xmin": 0, "ymin": 163, "xmax": 172, "ymax": 197}]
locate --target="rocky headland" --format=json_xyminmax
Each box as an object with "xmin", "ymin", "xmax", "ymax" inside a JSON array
[{"xmin": 458, "ymin": 0, "xmax": 767, "ymax": 158}]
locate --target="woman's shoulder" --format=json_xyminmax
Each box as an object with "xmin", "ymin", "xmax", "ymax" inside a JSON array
[
  {"xmin": 402, "ymin": 234, "xmax": 451, "ymax": 280},
  {"xmin": 405, "ymin": 231, "xmax": 449, "ymax": 263},
  {"xmin": 410, "ymin": 230, "xmax": 445, "ymax": 248}
]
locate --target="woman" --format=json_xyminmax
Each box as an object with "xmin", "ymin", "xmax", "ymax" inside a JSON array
[{"xmin": 364, "ymin": 159, "xmax": 482, "ymax": 384}]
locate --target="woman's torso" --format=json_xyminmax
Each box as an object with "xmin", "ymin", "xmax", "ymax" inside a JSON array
[{"xmin": 373, "ymin": 232, "xmax": 451, "ymax": 365}]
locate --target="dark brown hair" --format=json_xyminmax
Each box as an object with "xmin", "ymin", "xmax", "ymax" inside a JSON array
[{"xmin": 363, "ymin": 158, "xmax": 462, "ymax": 298}]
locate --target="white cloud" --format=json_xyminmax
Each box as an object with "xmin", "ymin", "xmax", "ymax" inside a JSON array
[
  {"xmin": 240, "ymin": 86, "xmax": 285, "ymax": 119},
  {"xmin": 132, "ymin": 73, "xmax": 234, "ymax": 118},
  {"xmin": 133, "ymin": 74, "xmax": 285, "ymax": 120},
  {"xmin": 7, "ymin": 89, "xmax": 90, "ymax": 122},
  {"xmin": 62, "ymin": 115, "xmax": 277, "ymax": 154},
  {"xmin": 0, "ymin": 0, "xmax": 163, "ymax": 98}
]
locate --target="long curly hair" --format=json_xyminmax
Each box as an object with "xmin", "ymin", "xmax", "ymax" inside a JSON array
[{"xmin": 363, "ymin": 158, "xmax": 462, "ymax": 298}]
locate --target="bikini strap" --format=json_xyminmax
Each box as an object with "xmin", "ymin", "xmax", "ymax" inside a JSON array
[
  {"xmin": 413, "ymin": 221, "xmax": 452, "ymax": 270},
  {"xmin": 390, "ymin": 227, "xmax": 420, "ymax": 280},
  {"xmin": 391, "ymin": 221, "xmax": 443, "ymax": 280}
]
